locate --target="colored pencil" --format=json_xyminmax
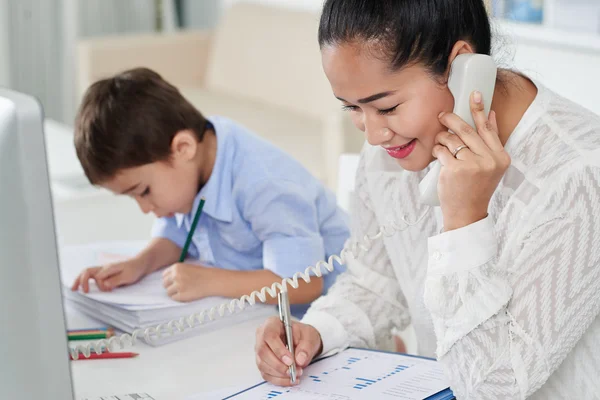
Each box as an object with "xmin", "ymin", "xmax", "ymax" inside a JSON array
[
  {"xmin": 179, "ymin": 197, "xmax": 206, "ymax": 262},
  {"xmin": 68, "ymin": 327, "xmax": 110, "ymax": 333},
  {"xmin": 70, "ymin": 352, "xmax": 138, "ymax": 361},
  {"xmin": 67, "ymin": 330, "xmax": 110, "ymax": 336},
  {"xmin": 68, "ymin": 327, "xmax": 113, "ymax": 334},
  {"xmin": 68, "ymin": 331, "xmax": 106, "ymax": 337},
  {"xmin": 68, "ymin": 329, "xmax": 115, "ymax": 341}
]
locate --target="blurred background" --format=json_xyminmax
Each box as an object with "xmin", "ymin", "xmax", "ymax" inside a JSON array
[
  {"xmin": 1, "ymin": 0, "xmax": 598, "ymax": 249},
  {"xmin": 1, "ymin": 0, "xmax": 598, "ymax": 359},
  {"xmin": 1, "ymin": 0, "xmax": 599, "ymax": 125}
]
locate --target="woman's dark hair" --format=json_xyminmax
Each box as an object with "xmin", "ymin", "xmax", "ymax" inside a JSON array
[{"xmin": 318, "ymin": 0, "xmax": 492, "ymax": 76}]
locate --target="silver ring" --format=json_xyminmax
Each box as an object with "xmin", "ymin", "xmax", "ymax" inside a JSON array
[{"xmin": 452, "ymin": 144, "xmax": 468, "ymax": 158}]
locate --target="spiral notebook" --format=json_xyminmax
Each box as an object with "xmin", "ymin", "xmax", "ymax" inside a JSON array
[{"xmin": 222, "ymin": 347, "xmax": 454, "ymax": 400}]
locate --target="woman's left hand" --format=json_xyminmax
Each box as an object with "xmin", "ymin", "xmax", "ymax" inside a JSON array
[{"xmin": 433, "ymin": 90, "xmax": 511, "ymax": 231}]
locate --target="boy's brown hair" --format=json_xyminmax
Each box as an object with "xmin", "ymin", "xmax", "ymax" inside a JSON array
[{"xmin": 74, "ymin": 67, "xmax": 208, "ymax": 184}]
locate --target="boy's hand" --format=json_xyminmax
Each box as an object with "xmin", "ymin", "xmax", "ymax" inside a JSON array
[
  {"xmin": 255, "ymin": 317, "xmax": 323, "ymax": 386},
  {"xmin": 71, "ymin": 258, "xmax": 147, "ymax": 293},
  {"xmin": 162, "ymin": 263, "xmax": 217, "ymax": 302}
]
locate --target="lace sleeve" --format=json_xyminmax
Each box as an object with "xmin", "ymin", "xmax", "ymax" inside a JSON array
[
  {"xmin": 424, "ymin": 165, "xmax": 600, "ymax": 399},
  {"xmin": 302, "ymin": 153, "xmax": 411, "ymax": 355}
]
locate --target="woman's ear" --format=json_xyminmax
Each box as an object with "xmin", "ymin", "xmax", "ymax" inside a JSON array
[{"xmin": 170, "ymin": 130, "xmax": 199, "ymax": 162}]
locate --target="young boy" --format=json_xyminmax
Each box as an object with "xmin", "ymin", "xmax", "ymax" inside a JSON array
[{"xmin": 70, "ymin": 68, "xmax": 350, "ymax": 316}]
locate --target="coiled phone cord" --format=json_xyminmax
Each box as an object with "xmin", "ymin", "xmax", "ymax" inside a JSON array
[{"xmin": 69, "ymin": 210, "xmax": 430, "ymax": 359}]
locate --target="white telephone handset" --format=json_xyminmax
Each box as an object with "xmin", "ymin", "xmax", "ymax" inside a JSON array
[{"xmin": 419, "ymin": 53, "xmax": 497, "ymax": 206}]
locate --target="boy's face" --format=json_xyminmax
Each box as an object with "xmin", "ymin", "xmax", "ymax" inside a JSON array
[
  {"xmin": 100, "ymin": 130, "xmax": 212, "ymax": 217},
  {"xmin": 102, "ymin": 161, "xmax": 199, "ymax": 218}
]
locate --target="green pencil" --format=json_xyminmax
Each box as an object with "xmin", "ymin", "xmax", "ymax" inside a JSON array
[
  {"xmin": 68, "ymin": 330, "xmax": 114, "ymax": 341},
  {"xmin": 179, "ymin": 197, "xmax": 206, "ymax": 263}
]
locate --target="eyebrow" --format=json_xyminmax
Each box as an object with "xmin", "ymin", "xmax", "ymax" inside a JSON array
[
  {"xmin": 336, "ymin": 91, "xmax": 397, "ymax": 104},
  {"xmin": 120, "ymin": 183, "xmax": 140, "ymax": 195}
]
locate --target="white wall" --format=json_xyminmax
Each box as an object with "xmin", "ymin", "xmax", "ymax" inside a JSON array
[
  {"xmin": 0, "ymin": 0, "xmax": 9, "ymax": 87},
  {"xmin": 8, "ymin": 0, "xmax": 66, "ymax": 121},
  {"xmin": 498, "ymin": 20, "xmax": 600, "ymax": 116},
  {"xmin": 223, "ymin": 0, "xmax": 323, "ymax": 12},
  {"xmin": 514, "ymin": 44, "xmax": 600, "ymax": 116},
  {"xmin": 62, "ymin": 0, "xmax": 78, "ymax": 124},
  {"xmin": 180, "ymin": 0, "xmax": 222, "ymax": 29}
]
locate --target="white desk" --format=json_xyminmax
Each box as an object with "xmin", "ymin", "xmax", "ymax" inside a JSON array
[{"xmin": 66, "ymin": 303, "xmax": 271, "ymax": 400}]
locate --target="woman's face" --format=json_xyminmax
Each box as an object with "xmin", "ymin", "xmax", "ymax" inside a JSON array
[{"xmin": 322, "ymin": 42, "xmax": 455, "ymax": 171}]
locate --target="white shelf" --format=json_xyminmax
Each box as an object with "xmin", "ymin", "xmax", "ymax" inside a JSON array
[{"xmin": 496, "ymin": 19, "xmax": 600, "ymax": 53}]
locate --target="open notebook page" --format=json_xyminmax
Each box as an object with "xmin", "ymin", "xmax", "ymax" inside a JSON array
[{"xmin": 60, "ymin": 241, "xmax": 204, "ymax": 308}]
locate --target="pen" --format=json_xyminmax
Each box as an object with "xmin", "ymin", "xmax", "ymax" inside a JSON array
[
  {"xmin": 179, "ymin": 197, "xmax": 206, "ymax": 263},
  {"xmin": 278, "ymin": 288, "xmax": 297, "ymax": 383}
]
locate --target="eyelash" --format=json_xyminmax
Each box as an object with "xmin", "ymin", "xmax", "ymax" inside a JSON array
[
  {"xmin": 377, "ymin": 105, "xmax": 399, "ymax": 115},
  {"xmin": 140, "ymin": 187, "xmax": 150, "ymax": 197},
  {"xmin": 341, "ymin": 104, "xmax": 399, "ymax": 115}
]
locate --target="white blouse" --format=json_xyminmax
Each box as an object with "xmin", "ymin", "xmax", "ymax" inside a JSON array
[{"xmin": 302, "ymin": 83, "xmax": 600, "ymax": 399}]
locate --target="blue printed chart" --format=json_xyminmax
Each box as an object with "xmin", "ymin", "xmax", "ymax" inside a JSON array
[{"xmin": 229, "ymin": 348, "xmax": 450, "ymax": 400}]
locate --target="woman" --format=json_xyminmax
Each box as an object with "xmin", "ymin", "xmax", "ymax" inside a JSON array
[{"xmin": 255, "ymin": 0, "xmax": 600, "ymax": 398}]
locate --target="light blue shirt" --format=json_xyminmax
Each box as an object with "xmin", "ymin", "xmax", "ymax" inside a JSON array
[{"xmin": 151, "ymin": 116, "xmax": 350, "ymax": 316}]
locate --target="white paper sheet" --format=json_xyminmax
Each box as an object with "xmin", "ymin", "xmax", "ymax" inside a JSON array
[
  {"xmin": 184, "ymin": 386, "xmax": 247, "ymax": 400},
  {"xmin": 81, "ymin": 393, "xmax": 156, "ymax": 400},
  {"xmin": 60, "ymin": 241, "xmax": 206, "ymax": 308},
  {"xmin": 226, "ymin": 348, "xmax": 451, "ymax": 400}
]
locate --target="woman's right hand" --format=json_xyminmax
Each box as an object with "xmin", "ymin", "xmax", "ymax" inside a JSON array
[
  {"xmin": 71, "ymin": 257, "xmax": 147, "ymax": 293},
  {"xmin": 255, "ymin": 316, "xmax": 323, "ymax": 386}
]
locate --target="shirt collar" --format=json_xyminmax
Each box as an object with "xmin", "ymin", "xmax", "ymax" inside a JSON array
[{"xmin": 175, "ymin": 118, "xmax": 234, "ymax": 227}]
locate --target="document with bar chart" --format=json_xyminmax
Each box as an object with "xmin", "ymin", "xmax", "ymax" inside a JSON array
[{"xmin": 225, "ymin": 348, "xmax": 454, "ymax": 400}]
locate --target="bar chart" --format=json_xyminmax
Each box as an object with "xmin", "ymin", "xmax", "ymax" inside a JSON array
[{"xmin": 228, "ymin": 348, "xmax": 451, "ymax": 400}]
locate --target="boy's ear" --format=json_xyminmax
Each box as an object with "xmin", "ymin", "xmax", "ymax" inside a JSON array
[{"xmin": 171, "ymin": 130, "xmax": 198, "ymax": 161}]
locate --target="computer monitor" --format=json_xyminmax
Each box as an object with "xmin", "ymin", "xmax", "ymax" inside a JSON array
[{"xmin": 0, "ymin": 88, "xmax": 75, "ymax": 398}]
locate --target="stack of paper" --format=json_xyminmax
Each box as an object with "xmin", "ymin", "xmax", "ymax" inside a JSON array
[{"xmin": 60, "ymin": 241, "xmax": 275, "ymax": 346}]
